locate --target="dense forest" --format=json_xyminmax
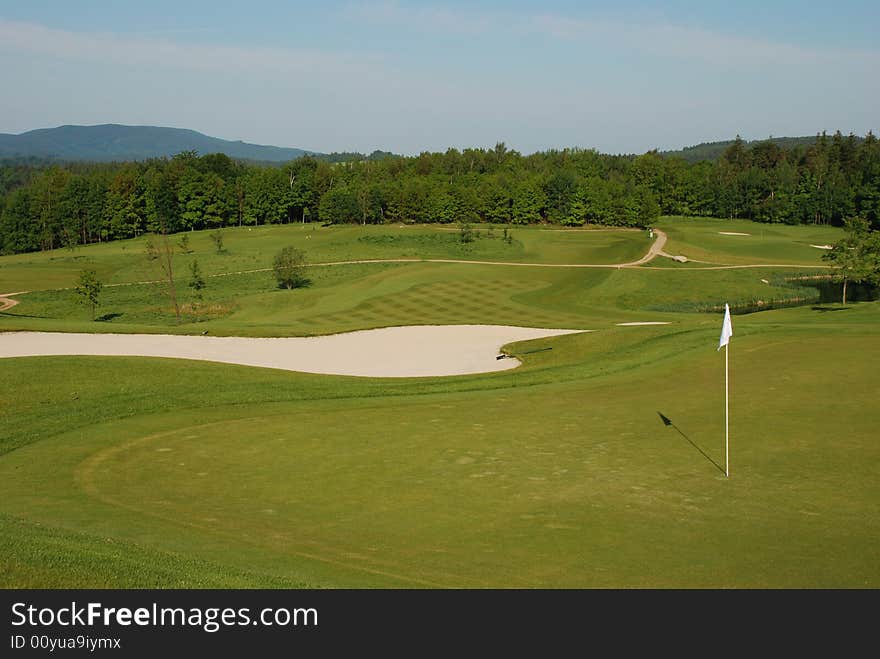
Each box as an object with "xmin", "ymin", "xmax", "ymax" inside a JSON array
[
  {"xmin": 1, "ymin": 131, "xmax": 877, "ymax": 255},
  {"xmin": 658, "ymin": 135, "xmax": 838, "ymax": 164}
]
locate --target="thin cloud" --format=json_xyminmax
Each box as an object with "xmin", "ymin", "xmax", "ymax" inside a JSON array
[
  {"xmin": 346, "ymin": 1, "xmax": 880, "ymax": 70},
  {"xmin": 342, "ymin": 0, "xmax": 494, "ymax": 36},
  {"xmin": 0, "ymin": 11, "xmax": 875, "ymax": 155},
  {"xmin": 532, "ymin": 13, "xmax": 880, "ymax": 69},
  {"xmin": 0, "ymin": 19, "xmax": 384, "ymax": 77}
]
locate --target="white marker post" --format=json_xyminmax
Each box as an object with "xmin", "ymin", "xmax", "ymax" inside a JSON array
[{"xmin": 718, "ymin": 304, "xmax": 733, "ymax": 477}]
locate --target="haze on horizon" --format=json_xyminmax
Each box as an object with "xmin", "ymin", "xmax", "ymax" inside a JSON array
[{"xmin": 0, "ymin": 0, "xmax": 877, "ymax": 156}]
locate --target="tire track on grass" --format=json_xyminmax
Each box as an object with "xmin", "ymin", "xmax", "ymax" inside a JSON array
[{"xmin": 72, "ymin": 419, "xmax": 471, "ymax": 588}]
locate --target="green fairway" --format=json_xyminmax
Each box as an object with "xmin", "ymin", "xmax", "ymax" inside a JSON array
[
  {"xmin": 0, "ymin": 223, "xmax": 654, "ymax": 335},
  {"xmin": 657, "ymin": 216, "xmax": 841, "ymax": 266},
  {"xmin": 0, "ymin": 220, "xmax": 835, "ymax": 335},
  {"xmin": 1, "ymin": 218, "xmax": 878, "ymax": 588},
  {"xmin": 0, "ymin": 223, "xmax": 650, "ymax": 292}
]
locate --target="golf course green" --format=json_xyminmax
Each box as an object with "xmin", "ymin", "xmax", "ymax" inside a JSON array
[{"xmin": 1, "ymin": 217, "xmax": 877, "ymax": 588}]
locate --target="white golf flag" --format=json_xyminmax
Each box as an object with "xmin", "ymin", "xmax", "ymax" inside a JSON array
[{"xmin": 718, "ymin": 303, "xmax": 733, "ymax": 350}]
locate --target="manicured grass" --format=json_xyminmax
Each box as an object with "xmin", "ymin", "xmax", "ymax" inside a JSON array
[
  {"xmin": 0, "ymin": 304, "xmax": 877, "ymax": 587},
  {"xmin": 0, "ymin": 222, "xmax": 649, "ymax": 292},
  {"xmin": 0, "ymin": 219, "xmax": 836, "ymax": 336},
  {"xmin": 658, "ymin": 216, "xmax": 840, "ymax": 266},
  {"xmin": 0, "ymin": 223, "xmax": 655, "ymax": 335},
  {"xmin": 1, "ymin": 218, "xmax": 876, "ymax": 588},
  {"xmin": 1, "ymin": 262, "xmax": 826, "ymax": 335}
]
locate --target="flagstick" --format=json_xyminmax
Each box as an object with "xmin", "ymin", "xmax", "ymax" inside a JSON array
[{"xmin": 725, "ymin": 342, "xmax": 729, "ymax": 478}]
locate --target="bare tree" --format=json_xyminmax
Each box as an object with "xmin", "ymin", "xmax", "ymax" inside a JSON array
[{"xmin": 146, "ymin": 231, "xmax": 181, "ymax": 322}]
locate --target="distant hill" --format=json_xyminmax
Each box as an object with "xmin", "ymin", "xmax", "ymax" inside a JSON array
[
  {"xmin": 659, "ymin": 135, "xmax": 861, "ymax": 163},
  {"xmin": 320, "ymin": 150, "xmax": 398, "ymax": 163},
  {"xmin": 0, "ymin": 124, "xmax": 322, "ymax": 162}
]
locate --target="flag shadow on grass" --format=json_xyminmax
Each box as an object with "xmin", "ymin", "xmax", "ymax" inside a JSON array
[{"xmin": 657, "ymin": 412, "xmax": 726, "ymax": 476}]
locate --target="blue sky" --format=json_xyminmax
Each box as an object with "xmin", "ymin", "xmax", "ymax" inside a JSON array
[{"xmin": 0, "ymin": 1, "xmax": 877, "ymax": 154}]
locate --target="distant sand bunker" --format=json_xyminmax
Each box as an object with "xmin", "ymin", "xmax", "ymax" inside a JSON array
[
  {"xmin": 615, "ymin": 322, "xmax": 671, "ymax": 326},
  {"xmin": 0, "ymin": 325, "xmax": 585, "ymax": 378},
  {"xmin": 718, "ymin": 232, "xmax": 751, "ymax": 236}
]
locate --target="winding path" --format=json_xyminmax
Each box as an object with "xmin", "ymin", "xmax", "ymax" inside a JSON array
[
  {"xmin": 639, "ymin": 262, "xmax": 830, "ymax": 271},
  {"xmin": 195, "ymin": 229, "xmax": 825, "ymax": 275},
  {"xmin": 0, "ymin": 292, "xmax": 26, "ymax": 312},
  {"xmin": 192, "ymin": 229, "xmax": 668, "ymax": 281},
  {"xmin": 68, "ymin": 230, "xmax": 670, "ymax": 294},
  {"xmin": 1, "ymin": 228, "xmax": 830, "ymax": 307}
]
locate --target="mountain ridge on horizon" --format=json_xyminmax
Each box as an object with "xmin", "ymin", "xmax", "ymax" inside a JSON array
[
  {"xmin": 0, "ymin": 123, "xmax": 866, "ymax": 164},
  {"xmin": 0, "ymin": 124, "xmax": 321, "ymax": 163},
  {"xmin": 657, "ymin": 132, "xmax": 869, "ymax": 163}
]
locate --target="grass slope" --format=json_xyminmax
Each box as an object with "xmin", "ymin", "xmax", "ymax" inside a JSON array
[
  {"xmin": 658, "ymin": 216, "xmax": 841, "ymax": 266},
  {"xmin": 1, "ymin": 218, "xmax": 877, "ymax": 588},
  {"xmin": 1, "ymin": 224, "xmax": 653, "ymax": 335},
  {"xmin": 1, "ymin": 220, "xmax": 834, "ymax": 336}
]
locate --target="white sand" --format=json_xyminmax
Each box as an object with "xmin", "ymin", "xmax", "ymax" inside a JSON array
[
  {"xmin": 615, "ymin": 322, "xmax": 671, "ymax": 326},
  {"xmin": 810, "ymin": 244, "xmax": 833, "ymax": 249},
  {"xmin": 0, "ymin": 325, "xmax": 585, "ymax": 378},
  {"xmin": 718, "ymin": 232, "xmax": 751, "ymax": 236}
]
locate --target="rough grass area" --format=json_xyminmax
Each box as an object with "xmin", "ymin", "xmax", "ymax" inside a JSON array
[{"xmin": 0, "ymin": 514, "xmax": 313, "ymax": 588}]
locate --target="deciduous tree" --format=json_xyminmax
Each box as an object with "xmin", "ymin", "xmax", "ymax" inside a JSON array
[
  {"xmin": 273, "ymin": 246, "xmax": 308, "ymax": 289},
  {"xmin": 823, "ymin": 217, "xmax": 880, "ymax": 304},
  {"xmin": 74, "ymin": 269, "xmax": 103, "ymax": 320}
]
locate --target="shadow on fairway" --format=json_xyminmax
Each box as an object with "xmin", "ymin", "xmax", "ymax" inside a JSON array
[
  {"xmin": 657, "ymin": 412, "xmax": 725, "ymax": 476},
  {"xmin": 276, "ymin": 278, "xmax": 313, "ymax": 290},
  {"xmin": 96, "ymin": 312, "xmax": 124, "ymax": 322},
  {"xmin": 0, "ymin": 311, "xmax": 47, "ymax": 318},
  {"xmin": 810, "ymin": 305, "xmax": 851, "ymax": 313}
]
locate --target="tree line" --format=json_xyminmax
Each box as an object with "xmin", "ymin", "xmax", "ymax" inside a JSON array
[{"xmin": 1, "ymin": 131, "xmax": 878, "ymax": 255}]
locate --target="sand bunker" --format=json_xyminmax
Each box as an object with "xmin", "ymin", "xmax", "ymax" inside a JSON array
[
  {"xmin": 0, "ymin": 325, "xmax": 584, "ymax": 378},
  {"xmin": 810, "ymin": 244, "xmax": 833, "ymax": 249},
  {"xmin": 718, "ymin": 232, "xmax": 751, "ymax": 236},
  {"xmin": 615, "ymin": 322, "xmax": 671, "ymax": 326}
]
